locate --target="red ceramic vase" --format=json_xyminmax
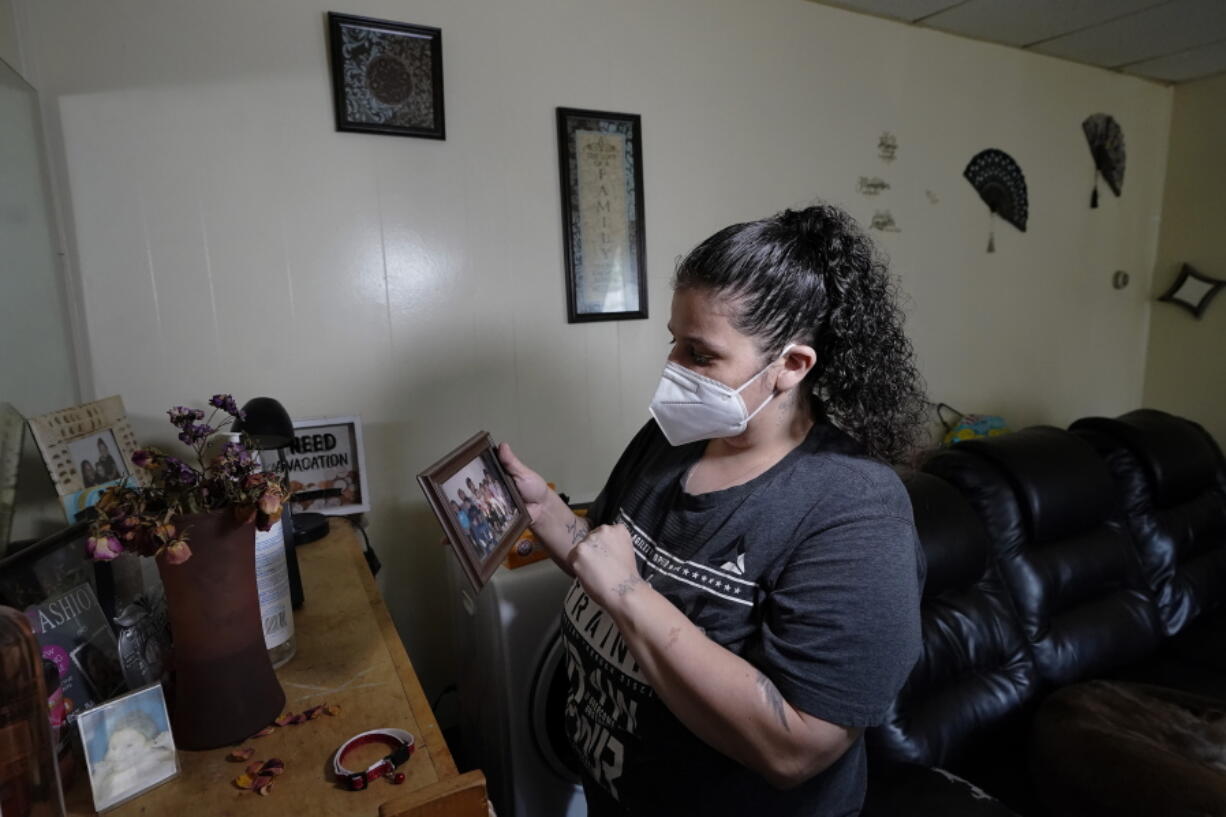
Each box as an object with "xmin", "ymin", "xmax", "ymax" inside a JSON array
[{"xmin": 157, "ymin": 511, "xmax": 285, "ymax": 750}]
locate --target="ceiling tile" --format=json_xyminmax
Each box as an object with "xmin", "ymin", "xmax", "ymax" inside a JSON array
[
  {"xmin": 922, "ymin": 0, "xmax": 1162, "ymax": 48},
  {"xmin": 1030, "ymin": 0, "xmax": 1226, "ymax": 68},
  {"xmin": 812, "ymin": 0, "xmax": 964, "ymax": 24},
  {"xmin": 1122, "ymin": 38, "xmax": 1226, "ymax": 82}
]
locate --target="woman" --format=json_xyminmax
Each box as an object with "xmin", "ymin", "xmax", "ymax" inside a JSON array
[{"xmin": 499, "ymin": 204, "xmax": 926, "ymax": 816}]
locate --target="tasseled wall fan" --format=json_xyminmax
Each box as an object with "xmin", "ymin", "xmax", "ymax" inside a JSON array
[
  {"xmin": 1082, "ymin": 113, "xmax": 1125, "ymax": 208},
  {"xmin": 963, "ymin": 148, "xmax": 1028, "ymax": 253}
]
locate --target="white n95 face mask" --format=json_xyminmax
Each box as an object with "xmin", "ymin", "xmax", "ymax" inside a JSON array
[{"xmin": 648, "ymin": 345, "xmax": 794, "ymax": 446}]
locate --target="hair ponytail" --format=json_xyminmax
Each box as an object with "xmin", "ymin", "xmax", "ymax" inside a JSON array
[{"xmin": 674, "ymin": 203, "xmax": 926, "ymax": 464}]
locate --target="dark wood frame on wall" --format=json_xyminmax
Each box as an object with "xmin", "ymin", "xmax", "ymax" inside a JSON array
[
  {"xmin": 556, "ymin": 107, "xmax": 648, "ymax": 323},
  {"xmin": 327, "ymin": 11, "xmax": 445, "ymax": 140},
  {"xmin": 417, "ymin": 431, "xmax": 529, "ymax": 592}
]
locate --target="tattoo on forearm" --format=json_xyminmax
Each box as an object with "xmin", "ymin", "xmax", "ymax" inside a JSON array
[
  {"xmin": 613, "ymin": 575, "xmax": 644, "ymax": 597},
  {"xmin": 666, "ymin": 626, "xmax": 681, "ymax": 647},
  {"xmin": 757, "ymin": 672, "xmax": 791, "ymax": 732},
  {"xmin": 566, "ymin": 517, "xmax": 590, "ymax": 546}
]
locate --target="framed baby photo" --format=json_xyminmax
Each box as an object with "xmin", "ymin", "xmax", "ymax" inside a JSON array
[
  {"xmin": 27, "ymin": 396, "xmax": 141, "ymax": 523},
  {"xmin": 78, "ymin": 682, "xmax": 178, "ymax": 812},
  {"xmin": 418, "ymin": 431, "xmax": 529, "ymax": 592}
]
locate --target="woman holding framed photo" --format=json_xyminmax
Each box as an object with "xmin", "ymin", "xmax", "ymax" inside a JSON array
[{"xmin": 498, "ymin": 203, "xmax": 926, "ymax": 817}]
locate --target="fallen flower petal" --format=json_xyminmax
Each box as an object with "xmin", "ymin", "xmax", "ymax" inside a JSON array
[
  {"xmin": 227, "ymin": 747, "xmax": 255, "ymax": 762},
  {"xmin": 325, "ymin": 704, "xmax": 341, "ymax": 716},
  {"xmin": 253, "ymin": 775, "xmax": 275, "ymax": 796},
  {"xmin": 303, "ymin": 704, "xmax": 325, "ymax": 720},
  {"xmin": 250, "ymin": 725, "xmax": 275, "ymax": 738},
  {"xmin": 260, "ymin": 759, "xmax": 285, "ymax": 776},
  {"xmin": 233, "ymin": 773, "xmax": 256, "ymax": 790},
  {"xmin": 273, "ymin": 713, "xmax": 294, "ymax": 727},
  {"xmin": 245, "ymin": 761, "xmax": 264, "ymax": 777}
]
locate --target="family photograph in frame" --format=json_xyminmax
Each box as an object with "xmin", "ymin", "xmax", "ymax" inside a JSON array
[
  {"xmin": 27, "ymin": 395, "xmax": 141, "ymax": 523},
  {"xmin": 327, "ymin": 11, "xmax": 445, "ymax": 139},
  {"xmin": 78, "ymin": 683, "xmax": 178, "ymax": 812},
  {"xmin": 556, "ymin": 106, "xmax": 648, "ymax": 323},
  {"xmin": 418, "ymin": 431, "xmax": 529, "ymax": 592}
]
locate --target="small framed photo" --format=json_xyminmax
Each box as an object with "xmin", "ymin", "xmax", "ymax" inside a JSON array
[
  {"xmin": 269, "ymin": 416, "xmax": 371, "ymax": 516},
  {"xmin": 78, "ymin": 683, "xmax": 178, "ymax": 812},
  {"xmin": 328, "ymin": 12, "xmax": 445, "ymax": 139},
  {"xmin": 0, "ymin": 402, "xmax": 23, "ymax": 544},
  {"xmin": 27, "ymin": 396, "xmax": 141, "ymax": 523},
  {"xmin": 557, "ymin": 107, "xmax": 648, "ymax": 323},
  {"xmin": 418, "ymin": 432, "xmax": 530, "ymax": 591}
]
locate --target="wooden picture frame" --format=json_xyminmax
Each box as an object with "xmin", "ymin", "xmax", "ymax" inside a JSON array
[
  {"xmin": 27, "ymin": 396, "xmax": 141, "ymax": 523},
  {"xmin": 417, "ymin": 431, "xmax": 529, "ymax": 592},
  {"xmin": 327, "ymin": 12, "xmax": 445, "ymax": 140},
  {"xmin": 556, "ymin": 107, "xmax": 648, "ymax": 322}
]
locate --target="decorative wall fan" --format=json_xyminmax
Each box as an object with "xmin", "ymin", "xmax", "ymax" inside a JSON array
[
  {"xmin": 1082, "ymin": 113, "xmax": 1125, "ymax": 208},
  {"xmin": 963, "ymin": 149, "xmax": 1028, "ymax": 253}
]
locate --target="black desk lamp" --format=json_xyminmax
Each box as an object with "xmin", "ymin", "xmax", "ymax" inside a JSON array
[{"xmin": 232, "ymin": 396, "xmax": 316, "ymax": 609}]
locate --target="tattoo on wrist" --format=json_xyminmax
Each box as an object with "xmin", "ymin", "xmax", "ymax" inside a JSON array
[
  {"xmin": 566, "ymin": 517, "xmax": 590, "ymax": 546},
  {"xmin": 613, "ymin": 575, "xmax": 644, "ymax": 597},
  {"xmin": 756, "ymin": 672, "xmax": 791, "ymax": 732}
]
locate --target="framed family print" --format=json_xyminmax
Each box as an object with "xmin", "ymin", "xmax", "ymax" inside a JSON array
[
  {"xmin": 27, "ymin": 396, "xmax": 141, "ymax": 523},
  {"xmin": 78, "ymin": 683, "xmax": 178, "ymax": 812},
  {"xmin": 417, "ymin": 432, "xmax": 529, "ymax": 592},
  {"xmin": 556, "ymin": 107, "xmax": 648, "ymax": 322},
  {"xmin": 328, "ymin": 12, "xmax": 445, "ymax": 139},
  {"xmin": 265, "ymin": 415, "xmax": 371, "ymax": 516}
]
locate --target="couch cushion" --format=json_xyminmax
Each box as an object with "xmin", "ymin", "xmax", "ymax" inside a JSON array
[
  {"xmin": 1071, "ymin": 410, "xmax": 1226, "ymax": 643},
  {"xmin": 1031, "ymin": 680, "xmax": 1226, "ymax": 817},
  {"xmin": 924, "ymin": 427, "xmax": 1160, "ymax": 687},
  {"xmin": 868, "ymin": 474, "xmax": 1037, "ymax": 770},
  {"xmin": 863, "ymin": 762, "xmax": 1024, "ymax": 817}
]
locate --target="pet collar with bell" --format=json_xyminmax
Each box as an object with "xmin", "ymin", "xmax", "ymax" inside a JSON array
[{"xmin": 332, "ymin": 728, "xmax": 415, "ymax": 790}]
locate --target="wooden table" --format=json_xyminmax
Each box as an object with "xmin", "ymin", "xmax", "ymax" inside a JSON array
[{"xmin": 64, "ymin": 520, "xmax": 487, "ymax": 817}]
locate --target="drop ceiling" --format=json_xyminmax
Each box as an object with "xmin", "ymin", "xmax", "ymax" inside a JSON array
[{"xmin": 809, "ymin": 0, "xmax": 1226, "ymax": 83}]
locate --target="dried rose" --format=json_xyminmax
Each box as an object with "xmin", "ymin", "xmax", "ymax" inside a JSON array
[
  {"xmin": 162, "ymin": 540, "xmax": 192, "ymax": 565},
  {"xmin": 87, "ymin": 533, "xmax": 123, "ymax": 561}
]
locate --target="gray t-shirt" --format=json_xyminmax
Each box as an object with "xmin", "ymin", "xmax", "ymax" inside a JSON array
[{"xmin": 562, "ymin": 419, "xmax": 924, "ymax": 817}]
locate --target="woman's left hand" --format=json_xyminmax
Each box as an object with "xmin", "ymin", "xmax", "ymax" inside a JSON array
[{"xmin": 569, "ymin": 523, "xmax": 645, "ymax": 611}]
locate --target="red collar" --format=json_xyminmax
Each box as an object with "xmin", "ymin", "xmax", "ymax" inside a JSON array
[{"xmin": 332, "ymin": 728, "xmax": 415, "ymax": 790}]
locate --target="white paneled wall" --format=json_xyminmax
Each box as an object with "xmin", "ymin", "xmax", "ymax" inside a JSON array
[{"xmin": 17, "ymin": 0, "xmax": 1172, "ymax": 703}]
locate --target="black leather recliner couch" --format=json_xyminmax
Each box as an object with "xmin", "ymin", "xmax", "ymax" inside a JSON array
[{"xmin": 863, "ymin": 409, "xmax": 1226, "ymax": 817}]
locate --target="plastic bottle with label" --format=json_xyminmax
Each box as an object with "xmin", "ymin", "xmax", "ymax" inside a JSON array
[{"xmin": 213, "ymin": 433, "xmax": 296, "ymax": 668}]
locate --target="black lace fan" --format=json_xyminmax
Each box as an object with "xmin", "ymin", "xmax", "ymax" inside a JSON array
[
  {"xmin": 963, "ymin": 149, "xmax": 1028, "ymax": 253},
  {"xmin": 1082, "ymin": 113, "xmax": 1125, "ymax": 208}
]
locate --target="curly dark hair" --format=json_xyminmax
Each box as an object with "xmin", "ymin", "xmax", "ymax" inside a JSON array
[{"xmin": 674, "ymin": 203, "xmax": 927, "ymax": 464}]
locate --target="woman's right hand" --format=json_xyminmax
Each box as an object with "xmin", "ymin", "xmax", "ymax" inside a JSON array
[{"xmin": 497, "ymin": 442, "xmax": 550, "ymax": 524}]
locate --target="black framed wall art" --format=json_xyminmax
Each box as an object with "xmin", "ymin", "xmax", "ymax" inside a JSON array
[
  {"xmin": 556, "ymin": 107, "xmax": 648, "ymax": 322},
  {"xmin": 327, "ymin": 12, "xmax": 445, "ymax": 139}
]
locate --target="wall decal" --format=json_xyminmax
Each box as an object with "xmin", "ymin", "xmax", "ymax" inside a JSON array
[
  {"xmin": 869, "ymin": 210, "xmax": 900, "ymax": 233},
  {"xmin": 878, "ymin": 132, "xmax": 898, "ymax": 162},
  {"xmin": 963, "ymin": 149, "xmax": 1028, "ymax": 253},
  {"xmin": 857, "ymin": 177, "xmax": 890, "ymax": 195},
  {"xmin": 1082, "ymin": 113, "xmax": 1125, "ymax": 208},
  {"xmin": 925, "ymin": 189, "xmax": 940, "ymax": 204}
]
